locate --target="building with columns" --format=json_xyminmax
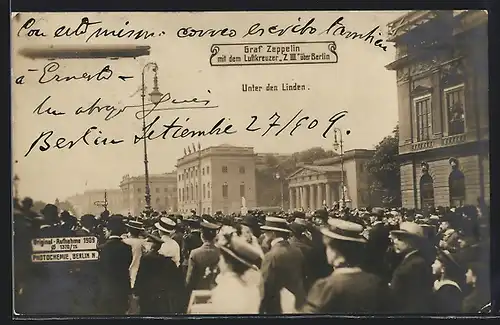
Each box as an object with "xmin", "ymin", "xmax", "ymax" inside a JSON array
[
  {"xmin": 386, "ymin": 10, "xmax": 489, "ymax": 210},
  {"xmin": 176, "ymin": 144, "xmax": 257, "ymax": 215},
  {"xmin": 287, "ymin": 149, "xmax": 375, "ymax": 210},
  {"xmin": 119, "ymin": 172, "xmax": 178, "ymax": 216}
]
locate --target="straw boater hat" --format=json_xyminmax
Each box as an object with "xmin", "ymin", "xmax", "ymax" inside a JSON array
[
  {"xmin": 320, "ymin": 218, "xmax": 367, "ymax": 243},
  {"xmin": 390, "ymin": 222, "xmax": 425, "ymax": 239},
  {"xmin": 154, "ymin": 217, "xmax": 176, "ymax": 234},
  {"xmin": 217, "ymin": 234, "xmax": 262, "ymax": 270},
  {"xmin": 260, "ymin": 216, "xmax": 291, "ymax": 233},
  {"xmin": 126, "ymin": 220, "xmax": 145, "ymax": 231}
]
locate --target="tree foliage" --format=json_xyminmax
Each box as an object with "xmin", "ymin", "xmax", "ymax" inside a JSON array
[
  {"xmin": 30, "ymin": 198, "xmax": 78, "ymax": 216},
  {"xmin": 365, "ymin": 125, "xmax": 401, "ymax": 207}
]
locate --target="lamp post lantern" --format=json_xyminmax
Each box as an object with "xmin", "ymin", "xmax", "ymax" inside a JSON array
[
  {"xmin": 141, "ymin": 62, "xmax": 163, "ymax": 218},
  {"xmin": 333, "ymin": 128, "xmax": 346, "ymax": 208}
]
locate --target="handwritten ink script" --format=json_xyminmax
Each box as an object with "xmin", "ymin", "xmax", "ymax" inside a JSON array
[
  {"xmin": 24, "ymin": 111, "xmax": 347, "ymax": 157},
  {"xmin": 16, "ymin": 15, "xmax": 389, "ymax": 51}
]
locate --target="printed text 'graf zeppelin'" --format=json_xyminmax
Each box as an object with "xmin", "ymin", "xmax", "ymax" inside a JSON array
[{"xmin": 210, "ymin": 41, "xmax": 339, "ymax": 66}]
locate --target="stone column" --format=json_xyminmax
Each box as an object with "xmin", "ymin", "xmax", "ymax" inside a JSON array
[
  {"xmin": 325, "ymin": 183, "xmax": 331, "ymax": 207},
  {"xmin": 301, "ymin": 186, "xmax": 307, "ymax": 209},
  {"xmin": 295, "ymin": 188, "xmax": 300, "ymax": 210},
  {"xmin": 317, "ymin": 183, "xmax": 323, "ymax": 208},
  {"xmin": 289, "ymin": 187, "xmax": 294, "ymax": 210},
  {"xmin": 309, "ymin": 185, "xmax": 315, "ymax": 210}
]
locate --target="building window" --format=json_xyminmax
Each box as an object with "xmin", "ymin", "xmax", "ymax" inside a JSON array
[
  {"xmin": 240, "ymin": 183, "xmax": 245, "ymax": 198},
  {"xmin": 178, "ymin": 175, "xmax": 181, "ymax": 181},
  {"xmin": 156, "ymin": 197, "xmax": 160, "ymax": 204},
  {"xmin": 203, "ymin": 184, "xmax": 206, "ymax": 199},
  {"xmin": 156, "ymin": 188, "xmax": 160, "ymax": 193},
  {"xmin": 164, "ymin": 188, "xmax": 168, "ymax": 193},
  {"xmin": 420, "ymin": 174, "xmax": 435, "ymax": 211},
  {"xmin": 222, "ymin": 166, "xmax": 228, "ymax": 173},
  {"xmin": 137, "ymin": 188, "xmax": 141, "ymax": 193},
  {"xmin": 208, "ymin": 182, "xmax": 211, "ymax": 199},
  {"xmin": 449, "ymin": 169, "xmax": 465, "ymax": 207},
  {"xmin": 239, "ymin": 166, "xmax": 245, "ymax": 174},
  {"xmin": 207, "ymin": 166, "xmax": 210, "ymax": 174},
  {"xmin": 195, "ymin": 169, "xmax": 198, "ymax": 177},
  {"xmin": 222, "ymin": 183, "xmax": 228, "ymax": 198},
  {"xmin": 445, "ymin": 85, "xmax": 465, "ymax": 136},
  {"xmin": 195, "ymin": 184, "xmax": 198, "ymax": 200},
  {"xmin": 165, "ymin": 197, "xmax": 169, "ymax": 205},
  {"xmin": 138, "ymin": 198, "xmax": 141, "ymax": 206},
  {"xmin": 415, "ymin": 96, "xmax": 432, "ymax": 142},
  {"xmin": 207, "ymin": 207, "xmax": 211, "ymax": 214},
  {"xmin": 190, "ymin": 185, "xmax": 194, "ymax": 201},
  {"xmin": 202, "ymin": 168, "xmax": 205, "ymax": 176}
]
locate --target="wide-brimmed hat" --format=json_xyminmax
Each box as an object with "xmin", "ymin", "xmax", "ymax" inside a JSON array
[
  {"xmin": 437, "ymin": 249, "xmax": 462, "ymax": 270},
  {"xmin": 320, "ymin": 218, "xmax": 367, "ymax": 243},
  {"xmin": 260, "ymin": 216, "xmax": 291, "ymax": 233},
  {"xmin": 126, "ymin": 220, "xmax": 145, "ymax": 231},
  {"xmin": 106, "ymin": 215, "xmax": 127, "ymax": 233},
  {"xmin": 390, "ymin": 222, "xmax": 425, "ymax": 239},
  {"xmin": 217, "ymin": 234, "xmax": 261, "ymax": 270},
  {"xmin": 154, "ymin": 217, "xmax": 176, "ymax": 233},
  {"xmin": 289, "ymin": 217, "xmax": 309, "ymax": 236},
  {"xmin": 200, "ymin": 216, "xmax": 221, "ymax": 230},
  {"xmin": 240, "ymin": 214, "xmax": 259, "ymax": 229}
]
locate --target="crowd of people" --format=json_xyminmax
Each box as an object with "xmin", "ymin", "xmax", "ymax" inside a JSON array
[{"xmin": 13, "ymin": 196, "xmax": 491, "ymax": 315}]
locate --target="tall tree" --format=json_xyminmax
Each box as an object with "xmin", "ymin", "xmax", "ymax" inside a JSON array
[{"xmin": 365, "ymin": 125, "xmax": 401, "ymax": 207}]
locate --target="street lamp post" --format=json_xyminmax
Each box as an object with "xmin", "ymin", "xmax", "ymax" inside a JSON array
[
  {"xmin": 333, "ymin": 128, "xmax": 346, "ymax": 209},
  {"xmin": 275, "ymin": 172, "xmax": 284, "ymax": 211},
  {"xmin": 141, "ymin": 62, "xmax": 163, "ymax": 218}
]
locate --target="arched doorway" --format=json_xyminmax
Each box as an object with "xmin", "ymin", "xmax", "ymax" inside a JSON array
[
  {"xmin": 449, "ymin": 169, "xmax": 465, "ymax": 207},
  {"xmin": 420, "ymin": 173, "xmax": 435, "ymax": 211}
]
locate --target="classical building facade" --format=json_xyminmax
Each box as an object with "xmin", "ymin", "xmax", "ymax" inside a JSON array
[
  {"xmin": 386, "ymin": 10, "xmax": 489, "ymax": 209},
  {"xmin": 287, "ymin": 149, "xmax": 375, "ymax": 210},
  {"xmin": 119, "ymin": 172, "xmax": 178, "ymax": 216},
  {"xmin": 176, "ymin": 145, "xmax": 257, "ymax": 215},
  {"xmin": 66, "ymin": 189, "xmax": 122, "ymax": 217}
]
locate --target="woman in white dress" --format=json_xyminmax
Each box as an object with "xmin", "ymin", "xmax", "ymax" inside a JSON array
[{"xmin": 189, "ymin": 226, "xmax": 263, "ymax": 314}]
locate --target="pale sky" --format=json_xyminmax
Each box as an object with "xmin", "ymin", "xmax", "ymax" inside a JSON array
[{"xmin": 11, "ymin": 11, "xmax": 407, "ymax": 203}]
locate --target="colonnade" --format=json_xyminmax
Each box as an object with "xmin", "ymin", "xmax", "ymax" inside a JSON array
[{"xmin": 289, "ymin": 182, "xmax": 342, "ymax": 210}]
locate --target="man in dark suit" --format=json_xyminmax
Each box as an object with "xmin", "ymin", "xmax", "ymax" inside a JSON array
[
  {"xmin": 364, "ymin": 208, "xmax": 392, "ymax": 282},
  {"xmin": 259, "ymin": 217, "xmax": 306, "ymax": 314},
  {"xmin": 389, "ymin": 222, "xmax": 434, "ymax": 313},
  {"xmin": 288, "ymin": 213, "xmax": 315, "ymax": 293},
  {"xmin": 98, "ymin": 215, "xmax": 133, "ymax": 315},
  {"xmin": 75, "ymin": 214, "xmax": 98, "ymax": 237},
  {"xmin": 185, "ymin": 220, "xmax": 221, "ymax": 294}
]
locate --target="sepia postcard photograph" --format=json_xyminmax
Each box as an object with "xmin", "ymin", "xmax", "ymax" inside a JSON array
[{"xmin": 11, "ymin": 10, "xmax": 491, "ymax": 317}]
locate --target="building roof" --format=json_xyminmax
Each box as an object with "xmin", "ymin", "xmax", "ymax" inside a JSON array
[{"xmin": 286, "ymin": 165, "xmax": 342, "ymax": 179}]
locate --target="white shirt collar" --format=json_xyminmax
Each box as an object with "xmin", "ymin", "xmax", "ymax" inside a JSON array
[
  {"xmin": 81, "ymin": 227, "xmax": 91, "ymax": 233},
  {"xmin": 434, "ymin": 279, "xmax": 461, "ymax": 292},
  {"xmin": 271, "ymin": 237, "xmax": 284, "ymax": 247},
  {"xmin": 403, "ymin": 249, "xmax": 418, "ymax": 261},
  {"xmin": 108, "ymin": 235, "xmax": 121, "ymax": 239},
  {"xmin": 332, "ymin": 267, "xmax": 362, "ymax": 275}
]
